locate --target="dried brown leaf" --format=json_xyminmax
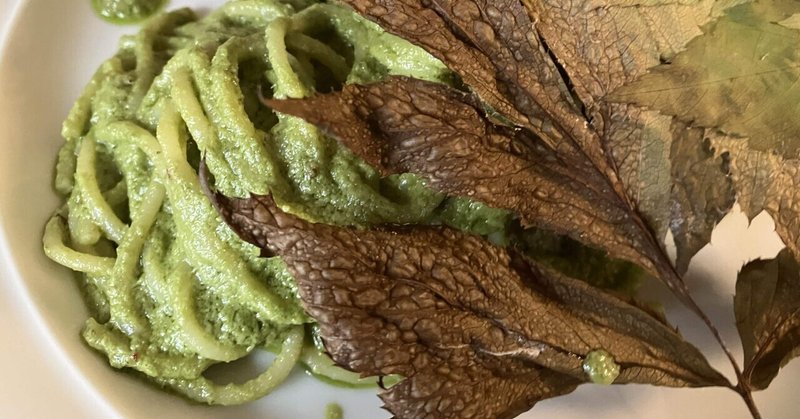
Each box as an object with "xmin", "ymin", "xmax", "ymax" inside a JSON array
[
  {"xmin": 338, "ymin": 0, "xmax": 528, "ymax": 128},
  {"xmin": 264, "ymin": 77, "xmax": 664, "ymax": 277},
  {"xmin": 313, "ymin": 0, "xmax": 739, "ymax": 283},
  {"xmin": 669, "ymin": 123, "xmax": 736, "ymax": 273},
  {"xmin": 209, "ymin": 191, "xmax": 728, "ymax": 418},
  {"xmin": 522, "ymin": 0, "xmax": 739, "ymax": 269},
  {"xmin": 735, "ymin": 249, "xmax": 800, "ymax": 390},
  {"xmin": 340, "ymin": 0, "xmax": 614, "ymax": 176}
]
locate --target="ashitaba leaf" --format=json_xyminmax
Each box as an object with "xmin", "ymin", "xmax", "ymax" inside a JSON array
[
  {"xmin": 211, "ymin": 192, "xmax": 728, "ymax": 418},
  {"xmin": 611, "ymin": 0, "xmax": 800, "ymax": 158},
  {"xmin": 342, "ymin": 0, "xmax": 740, "ymax": 274},
  {"xmin": 711, "ymin": 131, "xmax": 800, "ymax": 384},
  {"xmin": 709, "ymin": 135, "xmax": 800, "ymax": 263},
  {"xmin": 519, "ymin": 0, "xmax": 742, "ymax": 273},
  {"xmin": 264, "ymin": 75, "xmax": 733, "ymax": 299},
  {"xmin": 607, "ymin": 0, "xmax": 800, "ymax": 395},
  {"xmin": 265, "ymin": 77, "xmax": 665, "ymax": 277},
  {"xmin": 271, "ymin": 0, "xmax": 742, "ymax": 293},
  {"xmin": 207, "ymin": 0, "xmax": 800, "ymax": 416},
  {"xmin": 735, "ymin": 249, "xmax": 800, "ymax": 390}
]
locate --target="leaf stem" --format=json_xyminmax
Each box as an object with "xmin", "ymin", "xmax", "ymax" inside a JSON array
[
  {"xmin": 680, "ymin": 290, "xmax": 742, "ymax": 379},
  {"xmin": 662, "ymin": 263, "xmax": 762, "ymax": 419},
  {"xmin": 632, "ymin": 211, "xmax": 761, "ymax": 418},
  {"xmin": 735, "ymin": 382, "xmax": 762, "ymax": 419}
]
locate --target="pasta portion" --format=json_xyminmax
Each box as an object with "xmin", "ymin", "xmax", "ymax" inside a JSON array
[{"xmin": 43, "ymin": 0, "xmax": 456, "ymax": 404}]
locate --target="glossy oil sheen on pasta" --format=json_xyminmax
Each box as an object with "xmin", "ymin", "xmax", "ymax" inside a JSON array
[{"xmin": 42, "ymin": 0, "xmax": 512, "ymax": 405}]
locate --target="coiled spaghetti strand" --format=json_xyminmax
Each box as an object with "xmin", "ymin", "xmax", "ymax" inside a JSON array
[
  {"xmin": 169, "ymin": 262, "xmax": 248, "ymax": 361},
  {"xmin": 285, "ymin": 32, "xmax": 348, "ymax": 82},
  {"xmin": 157, "ymin": 103, "xmax": 303, "ymax": 325},
  {"xmin": 82, "ymin": 318, "xmax": 214, "ymax": 378},
  {"xmin": 169, "ymin": 62, "xmax": 243, "ymax": 196},
  {"xmin": 205, "ymin": 34, "xmax": 281, "ymax": 196},
  {"xmin": 61, "ymin": 61, "xmax": 118, "ymax": 141},
  {"xmin": 266, "ymin": 17, "xmax": 308, "ymax": 99},
  {"xmin": 104, "ymin": 181, "xmax": 165, "ymax": 336},
  {"xmin": 94, "ymin": 121, "xmax": 165, "ymax": 214},
  {"xmin": 43, "ymin": 216, "xmax": 116, "ymax": 276},
  {"xmin": 130, "ymin": 9, "xmax": 197, "ymax": 111},
  {"xmin": 210, "ymin": 0, "xmax": 291, "ymax": 27},
  {"xmin": 160, "ymin": 325, "xmax": 304, "ymax": 405},
  {"xmin": 75, "ymin": 136, "xmax": 128, "ymax": 243}
]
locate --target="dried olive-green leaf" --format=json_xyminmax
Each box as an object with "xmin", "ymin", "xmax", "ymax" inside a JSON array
[
  {"xmin": 778, "ymin": 12, "xmax": 800, "ymax": 29},
  {"xmin": 611, "ymin": 0, "xmax": 800, "ymax": 158},
  {"xmin": 710, "ymin": 135, "xmax": 800, "ymax": 262},
  {"xmin": 524, "ymin": 0, "xmax": 737, "ymax": 107}
]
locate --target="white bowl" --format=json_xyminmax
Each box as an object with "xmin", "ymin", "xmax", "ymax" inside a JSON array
[{"xmin": 0, "ymin": 1, "xmax": 797, "ymax": 418}]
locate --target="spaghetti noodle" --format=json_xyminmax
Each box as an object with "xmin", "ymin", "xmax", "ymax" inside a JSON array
[{"xmin": 43, "ymin": 0, "xmax": 460, "ymax": 404}]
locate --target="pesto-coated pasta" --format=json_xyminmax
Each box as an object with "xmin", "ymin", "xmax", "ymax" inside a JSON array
[{"xmin": 43, "ymin": 0, "xmax": 461, "ymax": 404}]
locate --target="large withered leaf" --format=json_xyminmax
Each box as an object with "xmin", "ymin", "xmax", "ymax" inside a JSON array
[
  {"xmin": 611, "ymin": 0, "xmax": 800, "ymax": 158},
  {"xmin": 316, "ymin": 0, "xmax": 737, "ymax": 280},
  {"xmin": 521, "ymin": 0, "xmax": 739, "ymax": 271},
  {"xmin": 340, "ymin": 0, "xmax": 615, "ymax": 177},
  {"xmin": 264, "ymin": 77, "xmax": 667, "ymax": 278},
  {"xmin": 735, "ymin": 249, "xmax": 800, "ymax": 390},
  {"xmin": 709, "ymin": 135, "xmax": 800, "ymax": 262},
  {"xmin": 209, "ymin": 191, "xmax": 727, "ymax": 418}
]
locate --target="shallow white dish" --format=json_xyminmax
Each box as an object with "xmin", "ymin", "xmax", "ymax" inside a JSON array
[{"xmin": 0, "ymin": 1, "xmax": 798, "ymax": 418}]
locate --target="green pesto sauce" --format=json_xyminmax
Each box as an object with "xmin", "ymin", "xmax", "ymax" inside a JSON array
[
  {"xmin": 324, "ymin": 403, "xmax": 343, "ymax": 419},
  {"xmin": 582, "ymin": 349, "xmax": 621, "ymax": 385},
  {"xmin": 92, "ymin": 0, "xmax": 167, "ymax": 24}
]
